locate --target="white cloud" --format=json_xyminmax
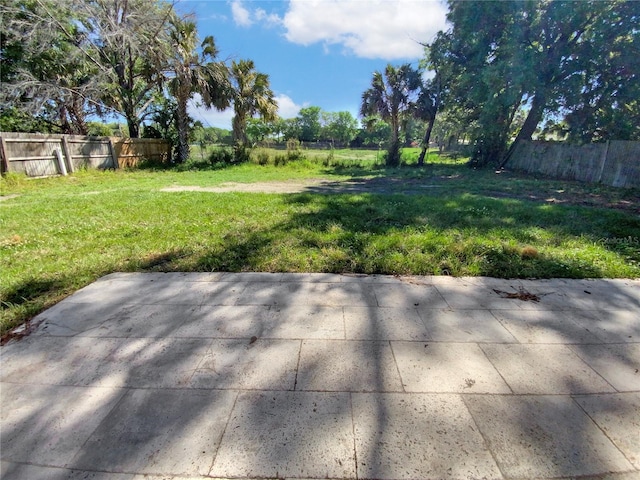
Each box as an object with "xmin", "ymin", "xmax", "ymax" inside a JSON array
[
  {"xmin": 189, "ymin": 96, "xmax": 234, "ymax": 129},
  {"xmin": 188, "ymin": 94, "xmax": 305, "ymax": 129},
  {"xmin": 255, "ymin": 7, "xmax": 282, "ymax": 27},
  {"xmin": 275, "ymin": 93, "xmax": 304, "ymax": 119},
  {"xmin": 281, "ymin": 0, "xmax": 448, "ymax": 60},
  {"xmin": 231, "ymin": 1, "xmax": 281, "ymax": 28},
  {"xmin": 231, "ymin": 0, "xmax": 253, "ymax": 27}
]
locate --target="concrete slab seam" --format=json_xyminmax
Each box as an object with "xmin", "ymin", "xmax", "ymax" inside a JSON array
[
  {"xmin": 292, "ymin": 339, "xmax": 303, "ymax": 391},
  {"xmin": 349, "ymin": 392, "xmax": 359, "ymax": 480},
  {"xmin": 459, "ymin": 393, "xmax": 508, "ymax": 479},
  {"xmin": 570, "ymin": 394, "xmax": 639, "ymax": 471},
  {"xmin": 487, "ymin": 309, "xmax": 524, "ymax": 346},
  {"xmin": 67, "ymin": 386, "xmax": 131, "ymax": 470},
  {"xmin": 186, "ymin": 337, "xmax": 217, "ymax": 385},
  {"xmin": 566, "ymin": 344, "xmax": 624, "ymax": 393},
  {"xmin": 477, "ymin": 341, "xmax": 516, "ymax": 395},
  {"xmin": 206, "ymin": 390, "xmax": 240, "ymax": 476},
  {"xmin": 432, "ymin": 285, "xmax": 453, "ymax": 310},
  {"xmin": 388, "ymin": 341, "xmax": 407, "ymax": 394}
]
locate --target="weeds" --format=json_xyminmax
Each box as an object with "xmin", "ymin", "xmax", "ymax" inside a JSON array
[
  {"xmin": 255, "ymin": 149, "xmax": 270, "ymax": 166},
  {"xmin": 208, "ymin": 147, "xmax": 234, "ymax": 165}
]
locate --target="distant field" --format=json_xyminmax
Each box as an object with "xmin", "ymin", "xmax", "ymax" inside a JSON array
[{"xmin": 1, "ymin": 150, "xmax": 639, "ymax": 337}]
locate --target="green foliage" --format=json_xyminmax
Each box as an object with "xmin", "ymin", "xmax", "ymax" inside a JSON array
[
  {"xmin": 0, "ymin": 171, "xmax": 28, "ymax": 187},
  {"xmin": 1, "ymin": 0, "xmax": 232, "ymax": 143},
  {"xmin": 230, "ymin": 59, "xmax": 277, "ymax": 147},
  {"xmin": 254, "ymin": 148, "xmax": 271, "ymax": 166},
  {"xmin": 281, "ymin": 117, "xmax": 302, "ymax": 141},
  {"xmin": 1, "ymin": 0, "xmax": 98, "ymax": 134},
  {"xmin": 286, "ymin": 138, "xmax": 304, "ymax": 161},
  {"xmin": 166, "ymin": 14, "xmax": 230, "ymax": 163},
  {"xmin": 86, "ymin": 122, "xmax": 115, "ymax": 137},
  {"xmin": 207, "ymin": 147, "xmax": 234, "ymax": 166},
  {"xmin": 430, "ymin": 0, "xmax": 640, "ymax": 168},
  {"xmin": 360, "ymin": 64, "xmax": 422, "ymax": 166},
  {"xmin": 0, "ymin": 108, "xmax": 57, "ymax": 134},
  {"xmin": 246, "ymin": 117, "xmax": 275, "ymax": 145},
  {"xmin": 353, "ymin": 117, "xmax": 392, "ymax": 147},
  {"xmin": 321, "ymin": 111, "xmax": 359, "ymax": 146},
  {"xmin": 274, "ymin": 154, "xmax": 289, "ymax": 166},
  {"xmin": 298, "ymin": 106, "xmax": 323, "ymax": 142},
  {"xmin": 233, "ymin": 143, "xmax": 252, "ymax": 164},
  {"xmin": 143, "ymin": 97, "xmax": 179, "ymax": 155},
  {"xmin": 323, "ymin": 149, "xmax": 335, "ymax": 167}
]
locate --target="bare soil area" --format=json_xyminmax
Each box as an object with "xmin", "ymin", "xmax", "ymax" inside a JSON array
[
  {"xmin": 160, "ymin": 175, "xmax": 639, "ymax": 214},
  {"xmin": 160, "ymin": 178, "xmax": 446, "ymax": 195}
]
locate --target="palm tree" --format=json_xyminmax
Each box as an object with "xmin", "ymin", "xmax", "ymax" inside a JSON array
[
  {"xmin": 166, "ymin": 16, "xmax": 230, "ymax": 163},
  {"xmin": 414, "ymin": 78, "xmax": 441, "ymax": 166},
  {"xmin": 360, "ymin": 64, "xmax": 421, "ymax": 166},
  {"xmin": 230, "ymin": 59, "xmax": 278, "ymax": 148}
]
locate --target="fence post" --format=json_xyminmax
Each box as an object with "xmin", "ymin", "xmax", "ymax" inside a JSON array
[
  {"xmin": 596, "ymin": 140, "xmax": 610, "ymax": 184},
  {"xmin": 0, "ymin": 135, "xmax": 9, "ymax": 173},
  {"xmin": 54, "ymin": 148, "xmax": 68, "ymax": 176},
  {"xmin": 108, "ymin": 137, "xmax": 119, "ymax": 169},
  {"xmin": 61, "ymin": 136, "xmax": 74, "ymax": 173}
]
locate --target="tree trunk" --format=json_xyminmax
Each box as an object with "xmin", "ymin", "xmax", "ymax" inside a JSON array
[
  {"xmin": 499, "ymin": 93, "xmax": 546, "ymax": 169},
  {"xmin": 127, "ymin": 117, "xmax": 139, "ymax": 138},
  {"xmin": 417, "ymin": 116, "xmax": 436, "ymax": 166},
  {"xmin": 69, "ymin": 96, "xmax": 89, "ymax": 136},
  {"xmin": 59, "ymin": 105, "xmax": 72, "ymax": 134},
  {"xmin": 175, "ymin": 90, "xmax": 190, "ymax": 164},
  {"xmin": 387, "ymin": 122, "xmax": 401, "ymax": 167},
  {"xmin": 232, "ymin": 113, "xmax": 247, "ymax": 146}
]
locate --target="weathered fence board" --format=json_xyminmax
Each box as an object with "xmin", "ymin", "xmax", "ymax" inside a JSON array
[
  {"xmin": 510, "ymin": 140, "xmax": 640, "ymax": 188},
  {"xmin": 111, "ymin": 137, "xmax": 170, "ymax": 168},
  {"xmin": 601, "ymin": 141, "xmax": 640, "ymax": 188},
  {"xmin": 0, "ymin": 132, "xmax": 170, "ymax": 177}
]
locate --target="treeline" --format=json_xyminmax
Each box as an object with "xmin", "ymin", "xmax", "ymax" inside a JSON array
[
  {"xmin": 190, "ymin": 106, "xmax": 437, "ymax": 151},
  {"xmin": 2, "ymin": 1, "xmax": 637, "ymax": 169},
  {"xmin": 0, "ymin": 0, "xmax": 277, "ymax": 163},
  {"xmin": 365, "ymin": 0, "xmax": 640, "ymax": 167},
  {"xmin": 238, "ymin": 107, "xmax": 403, "ymax": 148}
]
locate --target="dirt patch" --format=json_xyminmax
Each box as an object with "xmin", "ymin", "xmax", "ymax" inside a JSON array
[
  {"xmin": 487, "ymin": 189, "xmax": 640, "ymax": 213},
  {"xmin": 160, "ymin": 178, "xmax": 445, "ymax": 195},
  {"xmin": 161, "ymin": 180, "xmax": 327, "ymax": 194},
  {"xmin": 0, "ymin": 194, "xmax": 20, "ymax": 202},
  {"xmin": 159, "ymin": 175, "xmax": 639, "ymax": 213}
]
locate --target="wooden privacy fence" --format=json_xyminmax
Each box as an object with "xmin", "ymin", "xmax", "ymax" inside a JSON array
[
  {"xmin": 0, "ymin": 132, "xmax": 170, "ymax": 177},
  {"xmin": 111, "ymin": 138, "xmax": 171, "ymax": 168},
  {"xmin": 509, "ymin": 140, "xmax": 640, "ymax": 188}
]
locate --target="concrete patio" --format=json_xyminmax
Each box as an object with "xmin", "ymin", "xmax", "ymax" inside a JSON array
[{"xmin": 1, "ymin": 272, "xmax": 639, "ymax": 479}]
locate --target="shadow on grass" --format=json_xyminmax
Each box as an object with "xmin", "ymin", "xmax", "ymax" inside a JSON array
[
  {"xmin": 0, "ymin": 250, "xmax": 191, "ymax": 341},
  {"xmin": 192, "ymin": 191, "xmax": 639, "ymax": 279},
  {"xmin": 1, "ymin": 278, "xmax": 61, "ymax": 308}
]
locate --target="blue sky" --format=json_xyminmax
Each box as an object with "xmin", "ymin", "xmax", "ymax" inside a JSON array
[{"xmin": 176, "ymin": 0, "xmax": 449, "ymax": 129}]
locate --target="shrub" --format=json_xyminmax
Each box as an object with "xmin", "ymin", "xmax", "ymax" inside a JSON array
[
  {"xmin": 286, "ymin": 138, "xmax": 300, "ymax": 151},
  {"xmin": 208, "ymin": 147, "xmax": 234, "ymax": 165},
  {"xmin": 233, "ymin": 144, "xmax": 251, "ymax": 164},
  {"xmin": 274, "ymin": 154, "xmax": 288, "ymax": 166},
  {"xmin": 286, "ymin": 138, "xmax": 304, "ymax": 161},
  {"xmin": 323, "ymin": 149, "xmax": 335, "ymax": 167},
  {"xmin": 254, "ymin": 149, "xmax": 270, "ymax": 166}
]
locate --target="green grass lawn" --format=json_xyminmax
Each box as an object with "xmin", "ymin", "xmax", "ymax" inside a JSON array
[{"xmin": 2, "ymin": 151, "xmax": 639, "ymax": 337}]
